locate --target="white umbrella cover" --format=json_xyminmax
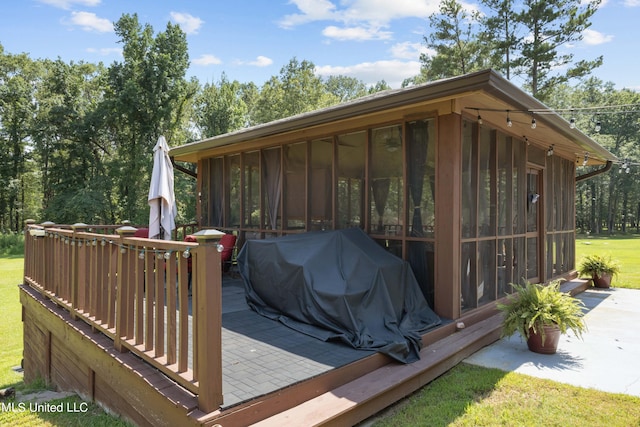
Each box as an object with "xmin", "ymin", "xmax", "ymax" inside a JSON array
[{"xmin": 148, "ymin": 135, "xmax": 177, "ymax": 240}]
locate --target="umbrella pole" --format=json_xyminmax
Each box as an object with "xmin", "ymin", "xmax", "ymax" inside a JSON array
[{"xmin": 159, "ymin": 198, "xmax": 164, "ymax": 240}]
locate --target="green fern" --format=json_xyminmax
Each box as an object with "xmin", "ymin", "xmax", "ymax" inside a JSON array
[
  {"xmin": 497, "ymin": 280, "xmax": 587, "ymax": 343},
  {"xmin": 577, "ymin": 254, "xmax": 621, "ymax": 278}
]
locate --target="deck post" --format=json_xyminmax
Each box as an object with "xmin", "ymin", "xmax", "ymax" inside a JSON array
[
  {"xmin": 24, "ymin": 220, "xmax": 36, "ymax": 283},
  {"xmin": 41, "ymin": 222, "xmax": 56, "ymax": 295},
  {"xmin": 435, "ymin": 113, "xmax": 462, "ymax": 319},
  {"xmin": 192, "ymin": 232, "xmax": 223, "ymax": 412}
]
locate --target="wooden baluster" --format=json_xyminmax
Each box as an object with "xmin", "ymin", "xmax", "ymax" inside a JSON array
[
  {"xmin": 177, "ymin": 248, "xmax": 190, "ymax": 373},
  {"xmin": 166, "ymin": 250, "xmax": 177, "ymax": 366},
  {"xmin": 154, "ymin": 250, "xmax": 165, "ymax": 358},
  {"xmin": 134, "ymin": 244, "xmax": 145, "ymax": 346},
  {"xmin": 144, "ymin": 251, "xmax": 155, "ymax": 351}
]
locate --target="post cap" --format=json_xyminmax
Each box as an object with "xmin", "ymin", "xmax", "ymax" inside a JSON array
[
  {"xmin": 192, "ymin": 228, "xmax": 225, "ymax": 243},
  {"xmin": 116, "ymin": 225, "xmax": 138, "ymax": 236}
]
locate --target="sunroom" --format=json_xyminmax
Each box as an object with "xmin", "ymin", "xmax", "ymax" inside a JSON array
[{"xmin": 170, "ymin": 69, "xmax": 616, "ymax": 321}]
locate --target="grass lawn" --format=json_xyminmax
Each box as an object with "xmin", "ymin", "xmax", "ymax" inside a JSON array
[
  {"xmin": 576, "ymin": 234, "xmax": 640, "ymax": 289},
  {"xmin": 0, "ymin": 257, "xmax": 24, "ymax": 390},
  {"xmin": 371, "ymin": 364, "xmax": 640, "ymax": 427},
  {"xmin": 0, "ymin": 256, "xmax": 130, "ymax": 426}
]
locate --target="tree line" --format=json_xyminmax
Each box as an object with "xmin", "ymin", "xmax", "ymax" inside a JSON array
[
  {"xmin": 1, "ymin": 1, "xmax": 638, "ymax": 235},
  {"xmin": 0, "ymin": 14, "xmax": 388, "ymax": 232}
]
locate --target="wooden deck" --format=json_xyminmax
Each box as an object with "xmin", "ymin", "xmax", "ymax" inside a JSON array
[
  {"xmin": 20, "ymin": 223, "xmax": 590, "ymax": 426},
  {"xmin": 21, "ymin": 278, "xmax": 511, "ymax": 427}
]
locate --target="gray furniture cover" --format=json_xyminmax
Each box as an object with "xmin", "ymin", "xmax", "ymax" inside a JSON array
[{"xmin": 237, "ymin": 228, "xmax": 441, "ymax": 363}]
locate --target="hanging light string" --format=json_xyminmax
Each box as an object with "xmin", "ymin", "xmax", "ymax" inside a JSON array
[
  {"xmin": 465, "ymin": 105, "xmax": 640, "ymax": 169},
  {"xmin": 529, "ymin": 103, "xmax": 640, "ymax": 115},
  {"xmin": 466, "ymin": 103, "xmax": 640, "ymax": 119},
  {"xmin": 30, "ymin": 231, "xmax": 213, "ymax": 258},
  {"xmin": 617, "ymin": 158, "xmax": 640, "ymax": 173},
  {"xmin": 466, "ymin": 104, "xmax": 640, "ymax": 132}
]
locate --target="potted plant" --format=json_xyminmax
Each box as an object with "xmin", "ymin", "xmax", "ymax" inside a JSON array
[
  {"xmin": 577, "ymin": 254, "xmax": 621, "ymax": 288},
  {"xmin": 497, "ymin": 281, "xmax": 586, "ymax": 354}
]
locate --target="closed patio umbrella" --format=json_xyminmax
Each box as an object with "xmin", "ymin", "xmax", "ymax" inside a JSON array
[{"xmin": 148, "ymin": 135, "xmax": 177, "ymax": 240}]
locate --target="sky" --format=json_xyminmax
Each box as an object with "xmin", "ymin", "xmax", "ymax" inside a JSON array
[{"xmin": 1, "ymin": 0, "xmax": 639, "ymax": 90}]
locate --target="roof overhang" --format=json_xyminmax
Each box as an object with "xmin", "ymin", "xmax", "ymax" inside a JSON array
[{"xmin": 171, "ymin": 69, "xmax": 616, "ymax": 166}]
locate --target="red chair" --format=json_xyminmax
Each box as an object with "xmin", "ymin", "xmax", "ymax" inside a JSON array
[
  {"xmin": 134, "ymin": 228, "xmax": 149, "ymax": 238},
  {"xmin": 219, "ymin": 234, "xmax": 237, "ymax": 272},
  {"xmin": 184, "ymin": 235, "xmax": 197, "ymax": 278},
  {"xmin": 184, "ymin": 233, "xmax": 237, "ymax": 272}
]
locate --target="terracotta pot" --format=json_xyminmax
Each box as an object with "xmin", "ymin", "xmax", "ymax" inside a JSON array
[
  {"xmin": 527, "ymin": 324, "xmax": 561, "ymax": 354},
  {"xmin": 592, "ymin": 273, "xmax": 612, "ymax": 288}
]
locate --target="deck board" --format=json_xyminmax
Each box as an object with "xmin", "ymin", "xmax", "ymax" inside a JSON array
[
  {"xmin": 219, "ymin": 278, "xmax": 376, "ymax": 408},
  {"xmin": 251, "ymin": 314, "xmax": 503, "ymax": 426}
]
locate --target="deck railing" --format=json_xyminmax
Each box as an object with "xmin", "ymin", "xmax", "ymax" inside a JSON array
[{"xmin": 23, "ymin": 222, "xmax": 223, "ymax": 412}]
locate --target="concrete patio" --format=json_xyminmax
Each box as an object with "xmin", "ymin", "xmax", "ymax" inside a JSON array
[{"xmin": 464, "ymin": 287, "xmax": 640, "ymax": 397}]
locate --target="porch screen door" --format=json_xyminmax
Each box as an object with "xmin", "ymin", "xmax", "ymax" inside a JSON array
[{"xmin": 526, "ymin": 169, "xmax": 541, "ymax": 283}]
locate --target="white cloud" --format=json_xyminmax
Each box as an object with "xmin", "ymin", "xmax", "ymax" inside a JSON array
[
  {"xmin": 247, "ymin": 56, "xmax": 273, "ymax": 67},
  {"xmin": 86, "ymin": 47, "xmax": 121, "ymax": 56},
  {"xmin": 234, "ymin": 56, "xmax": 274, "ymax": 67},
  {"xmin": 322, "ymin": 25, "xmax": 392, "ymax": 41},
  {"xmin": 623, "ymin": 0, "xmax": 640, "ymax": 5},
  {"xmin": 68, "ymin": 11, "xmax": 112, "ymax": 32},
  {"xmin": 339, "ymin": 0, "xmax": 438, "ymax": 23},
  {"xmin": 38, "ymin": 0, "xmax": 100, "ymax": 10},
  {"xmin": 315, "ymin": 59, "xmax": 421, "ymax": 88},
  {"xmin": 170, "ymin": 12, "xmax": 204, "ymax": 35},
  {"xmin": 192, "ymin": 54, "xmax": 222, "ymax": 66},
  {"xmin": 281, "ymin": 0, "xmax": 440, "ymax": 27},
  {"xmin": 582, "ymin": 29, "xmax": 614, "ymax": 45},
  {"xmin": 280, "ymin": 0, "xmax": 442, "ymax": 43},
  {"xmin": 390, "ymin": 41, "xmax": 431, "ymax": 60},
  {"xmin": 279, "ymin": 0, "xmax": 338, "ymax": 28}
]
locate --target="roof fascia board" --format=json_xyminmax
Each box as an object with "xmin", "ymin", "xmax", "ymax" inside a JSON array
[
  {"xmin": 171, "ymin": 69, "xmax": 616, "ymax": 163},
  {"xmin": 170, "ymin": 70, "xmax": 494, "ymax": 160}
]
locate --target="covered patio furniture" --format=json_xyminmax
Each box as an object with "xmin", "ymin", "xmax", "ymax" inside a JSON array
[{"xmin": 237, "ymin": 228, "xmax": 441, "ymax": 363}]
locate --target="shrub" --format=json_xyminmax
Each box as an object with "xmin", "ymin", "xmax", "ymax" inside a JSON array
[{"xmin": 0, "ymin": 233, "xmax": 25, "ymax": 256}]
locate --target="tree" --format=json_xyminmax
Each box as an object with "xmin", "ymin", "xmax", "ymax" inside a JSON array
[
  {"xmin": 102, "ymin": 14, "xmax": 193, "ymax": 224},
  {"xmin": 239, "ymin": 82, "xmax": 260, "ymax": 127},
  {"xmin": 417, "ymin": 0, "xmax": 492, "ymax": 82},
  {"xmin": 514, "ymin": 0, "xmax": 602, "ymax": 100},
  {"xmin": 588, "ymin": 85, "xmax": 640, "ymax": 234},
  {"xmin": 33, "ymin": 59, "xmax": 112, "ymax": 224},
  {"xmin": 368, "ymin": 80, "xmax": 392, "ymax": 93},
  {"xmin": 567, "ymin": 78, "xmax": 640, "ymax": 234},
  {"xmin": 195, "ymin": 73, "xmax": 248, "ymax": 138},
  {"xmin": 0, "ymin": 45, "xmax": 41, "ymax": 231},
  {"xmin": 480, "ymin": 0, "xmax": 520, "ymax": 79},
  {"xmin": 252, "ymin": 58, "xmax": 339, "ymax": 124},
  {"xmin": 417, "ymin": 0, "xmax": 602, "ymax": 102},
  {"xmin": 324, "ymin": 75, "xmax": 368, "ymax": 102}
]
